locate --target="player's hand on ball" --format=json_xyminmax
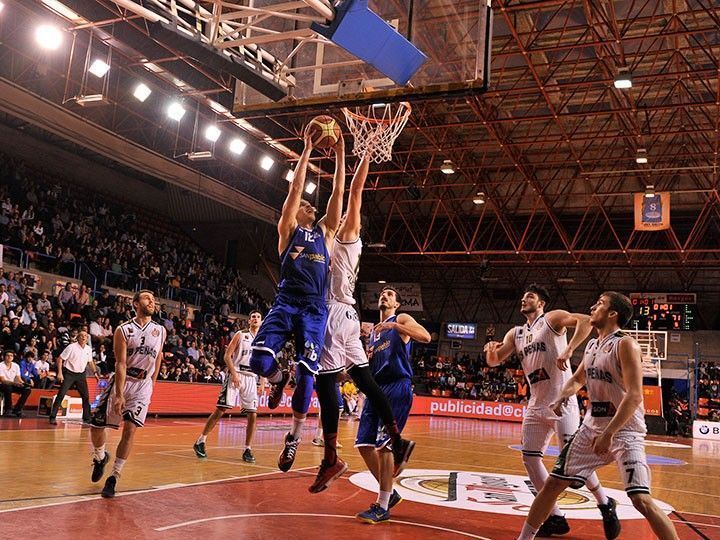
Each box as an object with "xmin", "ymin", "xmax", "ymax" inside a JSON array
[
  {"xmin": 592, "ymin": 431, "xmax": 613, "ymax": 455},
  {"xmin": 113, "ymin": 395, "xmax": 125, "ymax": 416},
  {"xmin": 303, "ymin": 126, "xmax": 314, "ymax": 150},
  {"xmin": 332, "ymin": 131, "xmax": 345, "ymax": 153},
  {"xmin": 556, "ymin": 347, "xmax": 573, "ymax": 371}
]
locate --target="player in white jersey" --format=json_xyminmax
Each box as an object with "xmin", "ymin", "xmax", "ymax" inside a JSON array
[
  {"xmin": 308, "ymin": 155, "xmax": 415, "ymax": 495},
  {"xmin": 89, "ymin": 290, "xmax": 166, "ymax": 498},
  {"xmin": 518, "ymin": 292, "xmax": 678, "ymax": 540},
  {"xmin": 193, "ymin": 310, "xmax": 263, "ymax": 463},
  {"xmin": 485, "ymin": 284, "xmax": 619, "ymax": 538}
]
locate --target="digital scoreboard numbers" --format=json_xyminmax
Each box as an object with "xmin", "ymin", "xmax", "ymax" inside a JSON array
[{"xmin": 630, "ymin": 293, "xmax": 697, "ymax": 331}]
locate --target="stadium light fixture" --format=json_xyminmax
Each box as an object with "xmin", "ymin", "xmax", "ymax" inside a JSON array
[
  {"xmin": 229, "ymin": 138, "xmax": 247, "ymax": 155},
  {"xmin": 644, "ymin": 185, "xmax": 655, "ymax": 199},
  {"xmin": 636, "ymin": 148, "xmax": 648, "ymax": 164},
  {"xmin": 305, "ymin": 181, "xmax": 317, "ymax": 195},
  {"xmin": 204, "ymin": 125, "xmax": 221, "ymax": 143},
  {"xmin": 614, "ymin": 68, "xmax": 632, "ymax": 89},
  {"xmin": 260, "ymin": 156, "xmax": 274, "ymax": 171},
  {"xmin": 133, "ymin": 83, "xmax": 152, "ymax": 102},
  {"xmin": 473, "ymin": 192, "xmax": 486, "ymax": 205},
  {"xmin": 285, "ymin": 169, "xmax": 295, "ymax": 182},
  {"xmin": 167, "ymin": 101, "xmax": 186, "ymax": 121},
  {"xmin": 88, "ymin": 59, "xmax": 110, "ymax": 77},
  {"xmin": 378, "ymin": 280, "xmax": 387, "ymax": 284},
  {"xmin": 35, "ymin": 24, "xmax": 63, "ymax": 50},
  {"xmin": 440, "ymin": 159, "xmax": 455, "ymax": 175},
  {"xmin": 0, "ymin": 2, "xmax": 5, "ymax": 13}
]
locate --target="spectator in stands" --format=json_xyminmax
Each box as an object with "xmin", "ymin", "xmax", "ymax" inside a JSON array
[
  {"xmin": 0, "ymin": 350, "xmax": 31, "ymax": 417},
  {"xmin": 19, "ymin": 351, "xmax": 39, "ymax": 387},
  {"xmin": 57, "ymin": 283, "xmax": 75, "ymax": 313},
  {"xmin": 20, "ymin": 302, "xmax": 36, "ymax": 326},
  {"xmin": 34, "ymin": 350, "xmax": 55, "ymax": 389},
  {"xmin": 36, "ymin": 291, "xmax": 51, "ymax": 315},
  {"xmin": 180, "ymin": 365, "xmax": 198, "ymax": 382},
  {"xmin": 74, "ymin": 284, "xmax": 90, "ymax": 311},
  {"xmin": 0, "ymin": 284, "xmax": 8, "ymax": 306}
]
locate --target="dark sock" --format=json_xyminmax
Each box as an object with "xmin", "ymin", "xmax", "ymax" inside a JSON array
[
  {"xmin": 316, "ymin": 372, "xmax": 340, "ymax": 463},
  {"xmin": 349, "ymin": 365, "xmax": 401, "ymax": 442}
]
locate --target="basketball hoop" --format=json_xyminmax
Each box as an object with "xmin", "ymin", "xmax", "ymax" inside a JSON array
[{"xmin": 342, "ymin": 102, "xmax": 411, "ymax": 163}]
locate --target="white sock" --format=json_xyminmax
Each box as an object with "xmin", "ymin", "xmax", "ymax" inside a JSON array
[
  {"xmin": 93, "ymin": 445, "xmax": 106, "ymax": 461},
  {"xmin": 377, "ymin": 490, "xmax": 392, "ymax": 510},
  {"xmin": 290, "ymin": 417, "xmax": 305, "ymax": 439},
  {"xmin": 587, "ymin": 475, "xmax": 609, "ymax": 505},
  {"xmin": 112, "ymin": 457, "xmax": 126, "ymax": 478},
  {"xmin": 518, "ymin": 521, "xmax": 539, "ymax": 540},
  {"xmin": 197, "ymin": 434, "xmax": 207, "ymax": 444},
  {"xmin": 245, "ymin": 445, "xmax": 251, "ymax": 450}
]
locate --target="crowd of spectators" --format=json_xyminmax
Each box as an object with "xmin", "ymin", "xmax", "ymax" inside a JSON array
[
  {"xmin": 0, "ymin": 153, "xmax": 270, "ymax": 317},
  {"xmin": 698, "ymin": 361, "xmax": 720, "ymax": 421}
]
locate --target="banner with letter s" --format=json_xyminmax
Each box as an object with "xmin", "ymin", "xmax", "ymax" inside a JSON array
[{"xmin": 634, "ymin": 192, "xmax": 670, "ymax": 231}]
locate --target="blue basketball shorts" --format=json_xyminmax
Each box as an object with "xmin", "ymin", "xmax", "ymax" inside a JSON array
[
  {"xmin": 251, "ymin": 294, "xmax": 328, "ymax": 375},
  {"xmin": 355, "ymin": 378, "xmax": 413, "ymax": 449}
]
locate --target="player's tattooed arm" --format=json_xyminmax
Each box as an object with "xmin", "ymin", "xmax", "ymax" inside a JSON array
[
  {"xmin": 483, "ymin": 328, "xmax": 515, "ymax": 367},
  {"xmin": 278, "ymin": 131, "xmax": 313, "ymax": 253},
  {"xmin": 546, "ymin": 310, "xmax": 593, "ymax": 371}
]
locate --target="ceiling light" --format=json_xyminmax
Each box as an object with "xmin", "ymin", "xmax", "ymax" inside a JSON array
[
  {"xmin": 229, "ymin": 138, "xmax": 247, "ymax": 155},
  {"xmin": 74, "ymin": 94, "xmax": 106, "ymax": 106},
  {"xmin": 636, "ymin": 148, "xmax": 648, "ymax": 164},
  {"xmin": 133, "ymin": 83, "xmax": 151, "ymax": 102},
  {"xmin": 187, "ymin": 151, "xmax": 213, "ymax": 161},
  {"xmin": 285, "ymin": 169, "xmax": 295, "ymax": 182},
  {"xmin": 35, "ymin": 24, "xmax": 63, "ymax": 50},
  {"xmin": 260, "ymin": 156, "xmax": 274, "ymax": 171},
  {"xmin": 644, "ymin": 185, "xmax": 655, "ymax": 199},
  {"xmin": 204, "ymin": 125, "xmax": 221, "ymax": 143},
  {"xmin": 367, "ymin": 242, "xmax": 387, "ymax": 249},
  {"xmin": 614, "ymin": 68, "xmax": 632, "ymax": 89},
  {"xmin": 440, "ymin": 159, "xmax": 455, "ymax": 175},
  {"xmin": 88, "ymin": 59, "xmax": 110, "ymax": 77},
  {"xmin": 378, "ymin": 280, "xmax": 387, "ymax": 284},
  {"xmin": 305, "ymin": 181, "xmax": 317, "ymax": 195},
  {"xmin": 0, "ymin": 2, "xmax": 5, "ymax": 13},
  {"xmin": 166, "ymin": 101, "xmax": 186, "ymax": 121},
  {"xmin": 473, "ymin": 191, "xmax": 486, "ymax": 205}
]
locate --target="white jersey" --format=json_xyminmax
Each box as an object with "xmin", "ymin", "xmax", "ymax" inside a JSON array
[
  {"xmin": 513, "ymin": 314, "xmax": 570, "ymax": 408},
  {"xmin": 327, "ymin": 237, "xmax": 362, "ymax": 305},
  {"xmin": 117, "ymin": 318, "xmax": 166, "ymax": 380},
  {"xmin": 582, "ymin": 331, "xmax": 647, "ymax": 435},
  {"xmin": 232, "ymin": 331, "xmax": 256, "ymax": 375}
]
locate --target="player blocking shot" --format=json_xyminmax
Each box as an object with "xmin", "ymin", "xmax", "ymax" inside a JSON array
[
  {"xmin": 355, "ymin": 287, "xmax": 431, "ymax": 524},
  {"xmin": 249, "ymin": 119, "xmax": 346, "ymax": 472},
  {"xmin": 89, "ymin": 290, "xmax": 166, "ymax": 498},
  {"xmin": 194, "ymin": 310, "xmax": 263, "ymax": 463},
  {"xmin": 308, "ymin": 153, "xmax": 416, "ymax": 494},
  {"xmin": 485, "ymin": 284, "xmax": 620, "ymax": 538},
  {"xmin": 517, "ymin": 292, "xmax": 679, "ymax": 540}
]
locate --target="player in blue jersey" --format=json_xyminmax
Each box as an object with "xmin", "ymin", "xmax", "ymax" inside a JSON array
[
  {"xmin": 355, "ymin": 286, "xmax": 431, "ymax": 524},
  {"xmin": 249, "ymin": 127, "xmax": 346, "ymax": 472}
]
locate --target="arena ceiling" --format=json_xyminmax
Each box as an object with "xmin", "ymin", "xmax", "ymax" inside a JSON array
[{"xmin": 0, "ymin": 0, "xmax": 719, "ymax": 324}]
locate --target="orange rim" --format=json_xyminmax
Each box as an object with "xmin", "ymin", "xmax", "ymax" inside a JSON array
[{"xmin": 342, "ymin": 102, "xmax": 412, "ymax": 125}]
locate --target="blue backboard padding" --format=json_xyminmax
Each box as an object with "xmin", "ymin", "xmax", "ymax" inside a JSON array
[{"xmin": 311, "ymin": 0, "xmax": 427, "ymax": 86}]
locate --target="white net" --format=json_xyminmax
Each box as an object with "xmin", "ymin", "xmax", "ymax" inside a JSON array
[
  {"xmin": 628, "ymin": 329, "xmax": 667, "ymax": 379},
  {"xmin": 341, "ymin": 102, "xmax": 412, "ymax": 163}
]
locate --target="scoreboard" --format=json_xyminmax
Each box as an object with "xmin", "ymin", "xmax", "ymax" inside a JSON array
[{"xmin": 630, "ymin": 293, "xmax": 697, "ymax": 331}]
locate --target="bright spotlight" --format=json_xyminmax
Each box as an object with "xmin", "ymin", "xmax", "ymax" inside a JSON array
[
  {"xmin": 285, "ymin": 169, "xmax": 295, "ymax": 182},
  {"xmin": 167, "ymin": 101, "xmax": 186, "ymax": 121},
  {"xmin": 0, "ymin": 2, "xmax": 5, "ymax": 13},
  {"xmin": 35, "ymin": 24, "xmax": 63, "ymax": 51},
  {"xmin": 88, "ymin": 59, "xmax": 110, "ymax": 77},
  {"xmin": 229, "ymin": 138, "xmax": 247, "ymax": 155},
  {"xmin": 305, "ymin": 181, "xmax": 317, "ymax": 195},
  {"xmin": 260, "ymin": 156, "xmax": 274, "ymax": 171},
  {"xmin": 133, "ymin": 83, "xmax": 152, "ymax": 102},
  {"xmin": 204, "ymin": 125, "xmax": 221, "ymax": 143}
]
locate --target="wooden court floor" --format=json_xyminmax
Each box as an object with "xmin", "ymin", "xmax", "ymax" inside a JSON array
[{"xmin": 0, "ymin": 414, "xmax": 718, "ymax": 539}]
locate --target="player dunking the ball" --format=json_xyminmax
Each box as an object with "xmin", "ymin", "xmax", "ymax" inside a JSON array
[
  {"xmin": 249, "ymin": 124, "xmax": 345, "ymax": 471},
  {"xmin": 308, "ymin": 155, "xmax": 416, "ymax": 494},
  {"xmin": 355, "ymin": 286, "xmax": 430, "ymax": 523},
  {"xmin": 485, "ymin": 284, "xmax": 620, "ymax": 538},
  {"xmin": 89, "ymin": 290, "xmax": 166, "ymax": 498},
  {"xmin": 517, "ymin": 292, "xmax": 678, "ymax": 540},
  {"xmin": 194, "ymin": 310, "xmax": 263, "ymax": 463}
]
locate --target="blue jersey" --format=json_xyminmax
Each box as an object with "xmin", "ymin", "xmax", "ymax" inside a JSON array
[
  {"xmin": 278, "ymin": 225, "xmax": 330, "ymax": 300},
  {"xmin": 368, "ymin": 315, "xmax": 413, "ymax": 384}
]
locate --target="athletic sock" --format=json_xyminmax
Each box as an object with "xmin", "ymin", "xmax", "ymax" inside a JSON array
[
  {"xmin": 518, "ymin": 521, "xmax": 539, "ymax": 540},
  {"xmin": 377, "ymin": 490, "xmax": 392, "ymax": 511},
  {"xmin": 93, "ymin": 445, "xmax": 106, "ymax": 461},
  {"xmin": 290, "ymin": 416, "xmax": 305, "ymax": 440},
  {"xmin": 550, "ymin": 505, "xmax": 564, "ymax": 517},
  {"xmin": 196, "ymin": 434, "xmax": 207, "ymax": 444},
  {"xmin": 587, "ymin": 479, "xmax": 609, "ymax": 506},
  {"xmin": 323, "ymin": 433, "xmax": 338, "ymax": 465},
  {"xmin": 112, "ymin": 457, "xmax": 126, "ymax": 478}
]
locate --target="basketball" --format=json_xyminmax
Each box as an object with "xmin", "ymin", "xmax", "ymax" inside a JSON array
[{"xmin": 306, "ymin": 115, "xmax": 342, "ymax": 149}]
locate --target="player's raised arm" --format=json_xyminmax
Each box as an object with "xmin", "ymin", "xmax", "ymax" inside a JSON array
[
  {"xmin": 278, "ymin": 132, "xmax": 314, "ymax": 253},
  {"xmin": 318, "ymin": 135, "xmax": 346, "ymax": 239},
  {"xmin": 391, "ymin": 313, "xmax": 431, "ymax": 344},
  {"xmin": 546, "ymin": 310, "xmax": 593, "ymax": 370},
  {"xmin": 483, "ymin": 328, "xmax": 516, "ymax": 367},
  {"xmin": 338, "ymin": 155, "xmax": 370, "ymax": 242}
]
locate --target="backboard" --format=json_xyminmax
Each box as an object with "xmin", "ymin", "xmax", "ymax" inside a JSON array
[{"xmin": 230, "ymin": 0, "xmax": 492, "ymax": 115}]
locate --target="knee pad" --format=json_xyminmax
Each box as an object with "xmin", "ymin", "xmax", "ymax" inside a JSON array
[
  {"xmin": 249, "ymin": 349, "xmax": 277, "ymax": 378},
  {"xmin": 291, "ymin": 364, "xmax": 315, "ymax": 414}
]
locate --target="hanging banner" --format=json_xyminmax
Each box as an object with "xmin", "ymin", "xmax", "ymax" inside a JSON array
[
  {"xmin": 634, "ymin": 192, "xmax": 670, "ymax": 231},
  {"xmin": 360, "ymin": 282, "xmax": 424, "ymax": 312}
]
